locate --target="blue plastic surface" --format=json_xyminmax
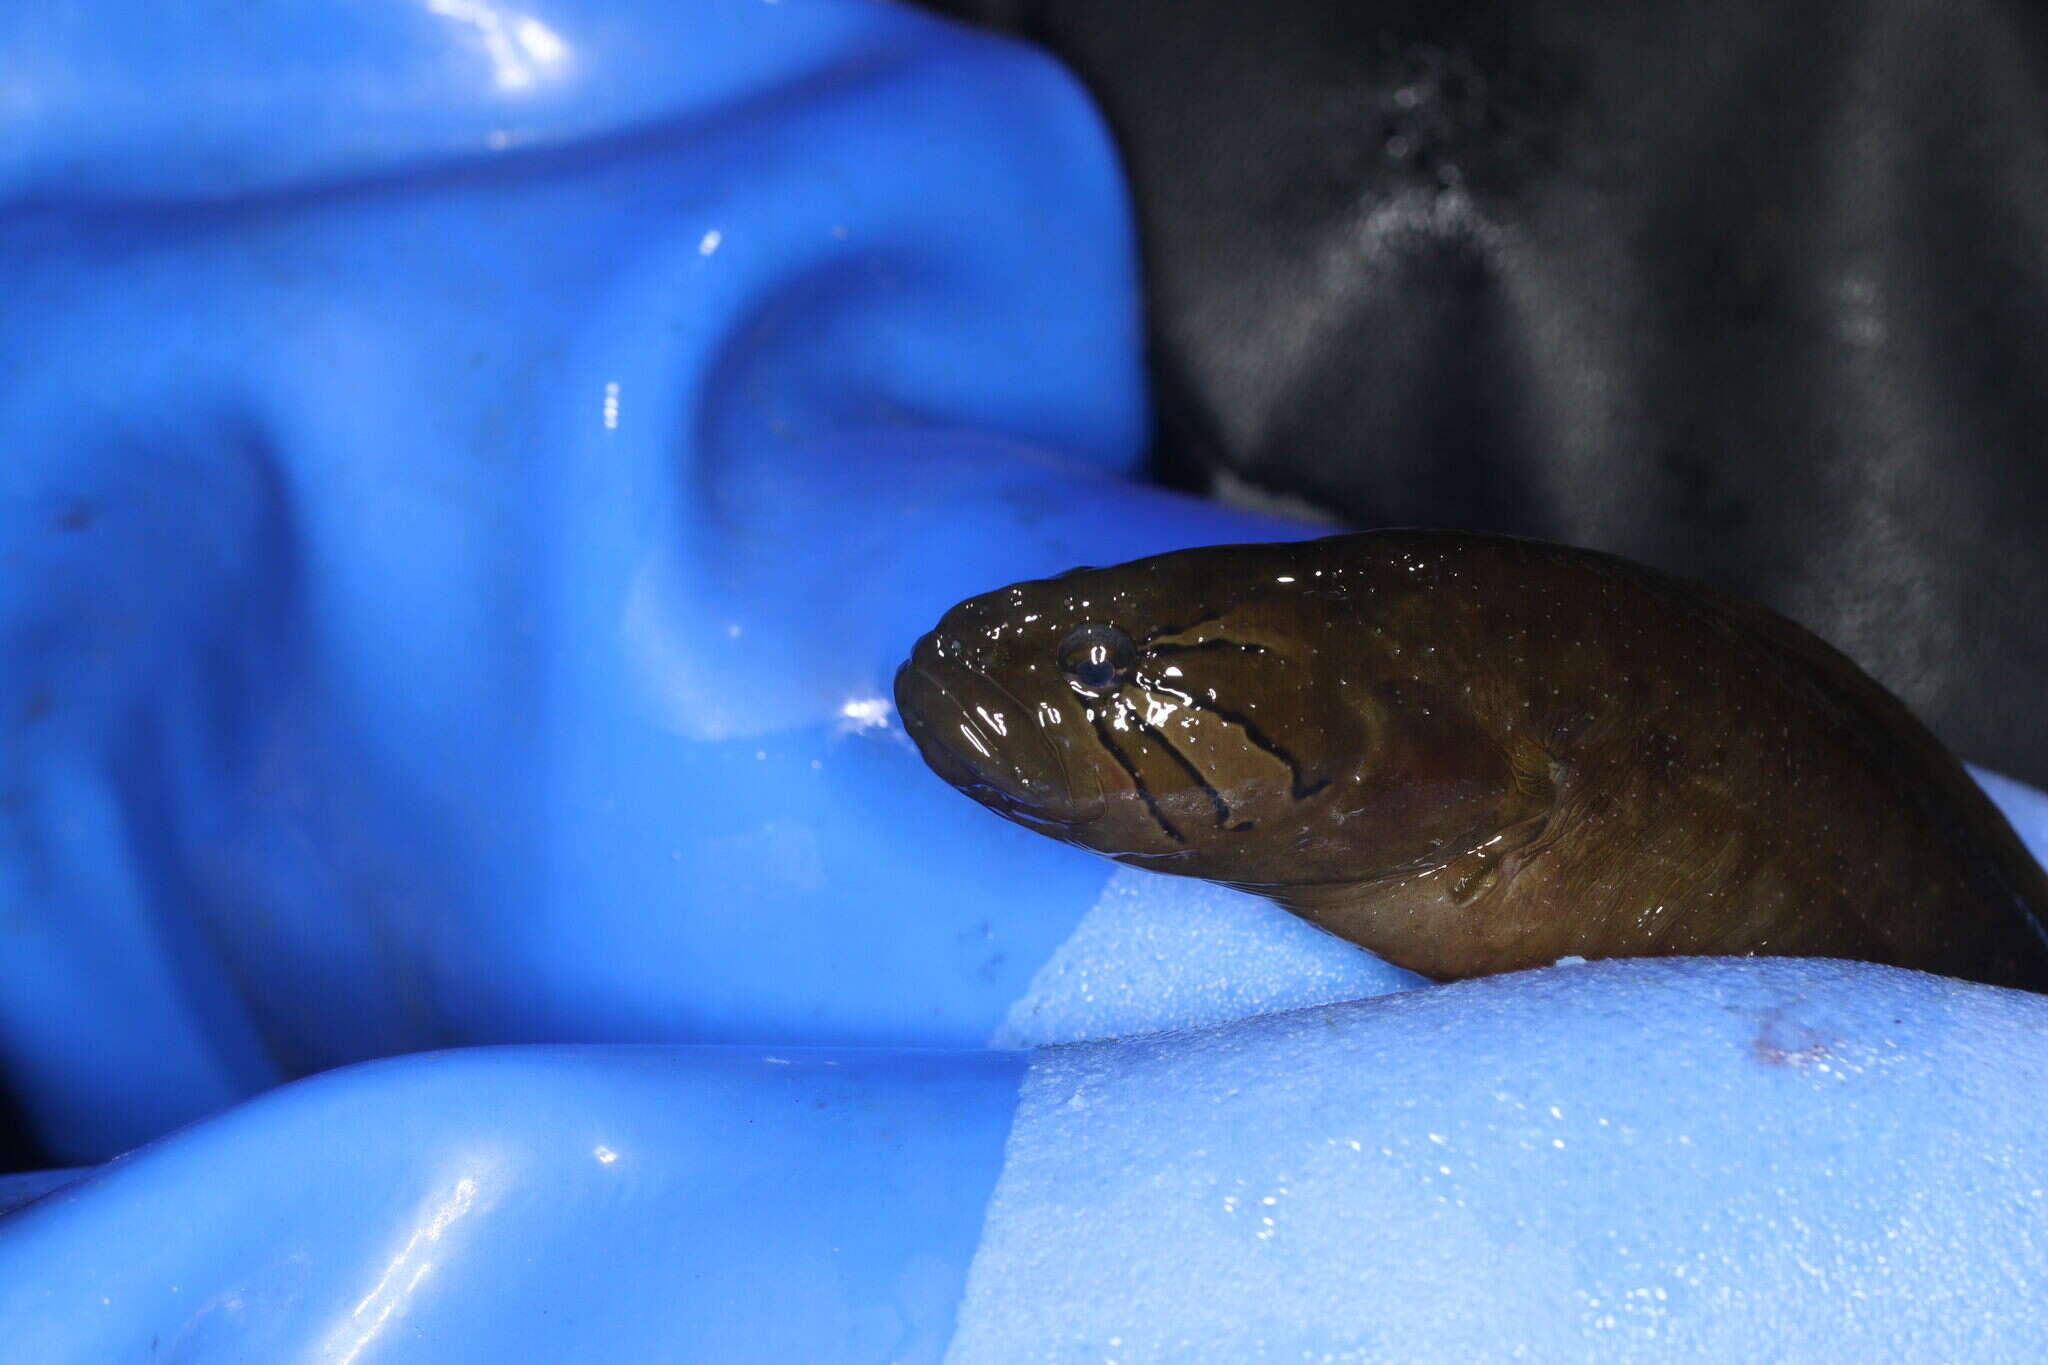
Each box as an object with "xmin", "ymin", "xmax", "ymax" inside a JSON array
[
  {"xmin": 0, "ymin": 1046, "xmax": 1029, "ymax": 1361},
  {"xmin": 6, "ymin": 2, "xmax": 2048, "ymax": 1361},
  {"xmin": 0, "ymin": 0, "xmax": 1310, "ymax": 1164}
]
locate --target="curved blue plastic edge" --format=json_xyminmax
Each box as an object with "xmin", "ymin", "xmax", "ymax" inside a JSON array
[
  {"xmin": 1972, "ymin": 764, "xmax": 2048, "ymax": 872},
  {"xmin": 0, "ymin": 1167, "xmax": 90, "ymax": 1219},
  {"xmin": 0, "ymin": 1045, "xmax": 1030, "ymax": 1362},
  {"xmin": 0, "ymin": 0, "xmax": 1065, "ymax": 200}
]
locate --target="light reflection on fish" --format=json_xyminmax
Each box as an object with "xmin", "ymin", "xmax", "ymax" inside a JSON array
[{"xmin": 895, "ymin": 531, "xmax": 2048, "ymax": 989}]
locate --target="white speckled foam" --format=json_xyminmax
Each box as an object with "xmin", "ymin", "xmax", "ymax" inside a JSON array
[
  {"xmin": 990, "ymin": 868, "xmax": 1424, "ymax": 1048},
  {"xmin": 948, "ymin": 957, "xmax": 2048, "ymax": 1362}
]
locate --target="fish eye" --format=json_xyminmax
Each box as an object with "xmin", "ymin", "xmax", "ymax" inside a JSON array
[{"xmin": 1057, "ymin": 623, "xmax": 1137, "ymax": 695}]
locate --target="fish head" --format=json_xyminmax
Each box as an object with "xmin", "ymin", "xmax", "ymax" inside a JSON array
[{"xmin": 895, "ymin": 546, "xmax": 1449, "ymax": 881}]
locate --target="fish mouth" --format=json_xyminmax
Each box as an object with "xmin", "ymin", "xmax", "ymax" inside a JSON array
[{"xmin": 894, "ymin": 645, "xmax": 1103, "ymax": 827}]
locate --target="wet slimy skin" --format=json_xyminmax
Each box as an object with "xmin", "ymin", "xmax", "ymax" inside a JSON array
[{"xmin": 895, "ymin": 532, "xmax": 2048, "ymax": 988}]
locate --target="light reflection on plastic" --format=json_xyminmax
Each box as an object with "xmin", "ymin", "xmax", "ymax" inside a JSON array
[
  {"xmin": 422, "ymin": 0, "xmax": 573, "ymax": 92},
  {"xmin": 838, "ymin": 697, "xmax": 891, "ymax": 733},
  {"xmin": 323, "ymin": 1172, "xmax": 486, "ymax": 1364}
]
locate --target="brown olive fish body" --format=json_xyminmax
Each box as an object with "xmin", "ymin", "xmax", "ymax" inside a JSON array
[{"xmin": 894, "ymin": 531, "xmax": 2048, "ymax": 989}]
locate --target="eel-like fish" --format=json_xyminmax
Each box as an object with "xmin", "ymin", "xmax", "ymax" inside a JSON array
[{"xmin": 894, "ymin": 531, "xmax": 2048, "ymax": 989}]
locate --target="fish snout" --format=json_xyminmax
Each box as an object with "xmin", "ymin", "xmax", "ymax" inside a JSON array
[{"xmin": 894, "ymin": 641, "xmax": 1101, "ymax": 825}]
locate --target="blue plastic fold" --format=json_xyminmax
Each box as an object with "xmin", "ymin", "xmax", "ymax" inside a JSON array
[{"xmin": 1, "ymin": 0, "xmax": 1308, "ymax": 1164}]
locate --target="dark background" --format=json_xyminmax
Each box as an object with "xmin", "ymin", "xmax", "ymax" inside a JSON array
[{"xmin": 923, "ymin": 0, "xmax": 2048, "ymax": 789}]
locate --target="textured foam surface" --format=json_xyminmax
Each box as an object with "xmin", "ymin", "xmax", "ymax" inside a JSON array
[
  {"xmin": 991, "ymin": 869, "xmax": 1425, "ymax": 1048},
  {"xmin": 950, "ymin": 957, "xmax": 2048, "ymax": 1362}
]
